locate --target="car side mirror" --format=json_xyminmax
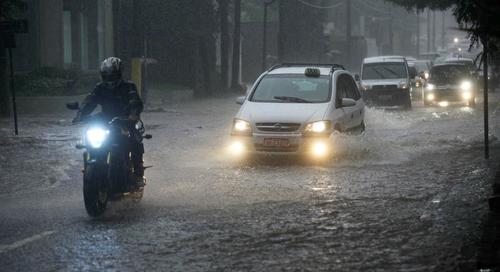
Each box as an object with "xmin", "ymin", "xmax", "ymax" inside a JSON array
[
  {"xmin": 354, "ymin": 74, "xmax": 360, "ymax": 82},
  {"xmin": 341, "ymin": 98, "xmax": 356, "ymax": 108},
  {"xmin": 236, "ymin": 96, "xmax": 246, "ymax": 105},
  {"xmin": 66, "ymin": 102, "xmax": 80, "ymax": 110}
]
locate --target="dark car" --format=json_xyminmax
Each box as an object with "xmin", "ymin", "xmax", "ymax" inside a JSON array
[{"xmin": 424, "ymin": 63, "xmax": 476, "ymax": 107}]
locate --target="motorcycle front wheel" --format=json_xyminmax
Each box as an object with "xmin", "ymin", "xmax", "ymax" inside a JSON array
[{"xmin": 83, "ymin": 165, "xmax": 108, "ymax": 217}]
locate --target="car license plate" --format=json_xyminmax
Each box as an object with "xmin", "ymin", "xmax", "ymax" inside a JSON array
[
  {"xmin": 263, "ymin": 138, "xmax": 289, "ymax": 147},
  {"xmin": 379, "ymin": 95, "xmax": 392, "ymax": 100}
]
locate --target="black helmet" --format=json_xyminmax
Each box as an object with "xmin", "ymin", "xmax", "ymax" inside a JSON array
[{"xmin": 100, "ymin": 57, "xmax": 122, "ymax": 84}]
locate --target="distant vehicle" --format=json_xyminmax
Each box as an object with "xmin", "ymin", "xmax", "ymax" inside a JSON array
[
  {"xmin": 424, "ymin": 63, "xmax": 476, "ymax": 107},
  {"xmin": 444, "ymin": 57, "xmax": 475, "ymax": 69},
  {"xmin": 408, "ymin": 60, "xmax": 432, "ymax": 100},
  {"xmin": 230, "ymin": 63, "xmax": 365, "ymax": 159},
  {"xmin": 359, "ymin": 56, "xmax": 413, "ymax": 109}
]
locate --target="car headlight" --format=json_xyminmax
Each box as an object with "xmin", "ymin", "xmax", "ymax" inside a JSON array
[
  {"xmin": 462, "ymin": 91, "xmax": 472, "ymax": 100},
  {"xmin": 86, "ymin": 127, "xmax": 109, "ymax": 148},
  {"xmin": 399, "ymin": 81, "xmax": 408, "ymax": 89},
  {"xmin": 232, "ymin": 119, "xmax": 251, "ymax": 135},
  {"xmin": 426, "ymin": 83, "xmax": 435, "ymax": 91},
  {"xmin": 426, "ymin": 93, "xmax": 435, "ymax": 101},
  {"xmin": 304, "ymin": 121, "xmax": 331, "ymax": 134},
  {"xmin": 460, "ymin": 81, "xmax": 472, "ymax": 91}
]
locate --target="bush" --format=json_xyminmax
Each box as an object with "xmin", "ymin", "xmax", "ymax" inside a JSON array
[{"xmin": 14, "ymin": 67, "xmax": 99, "ymax": 97}]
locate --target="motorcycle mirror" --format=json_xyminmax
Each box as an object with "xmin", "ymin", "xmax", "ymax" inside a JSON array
[
  {"xmin": 144, "ymin": 134, "xmax": 153, "ymax": 139},
  {"xmin": 66, "ymin": 102, "xmax": 80, "ymax": 110}
]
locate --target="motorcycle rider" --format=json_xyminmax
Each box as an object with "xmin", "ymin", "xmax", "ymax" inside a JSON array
[{"xmin": 73, "ymin": 57, "xmax": 145, "ymax": 187}]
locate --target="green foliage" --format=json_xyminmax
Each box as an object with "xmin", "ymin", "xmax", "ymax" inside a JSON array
[{"xmin": 14, "ymin": 67, "xmax": 99, "ymax": 97}]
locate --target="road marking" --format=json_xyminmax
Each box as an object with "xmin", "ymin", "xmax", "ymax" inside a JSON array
[{"xmin": 0, "ymin": 231, "xmax": 55, "ymax": 254}]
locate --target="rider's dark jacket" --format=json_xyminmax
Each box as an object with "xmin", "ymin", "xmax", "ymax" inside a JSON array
[{"xmin": 79, "ymin": 80, "xmax": 143, "ymax": 120}]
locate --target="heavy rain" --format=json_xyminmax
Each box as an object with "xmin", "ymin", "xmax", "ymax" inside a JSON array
[{"xmin": 1, "ymin": 0, "xmax": 500, "ymax": 271}]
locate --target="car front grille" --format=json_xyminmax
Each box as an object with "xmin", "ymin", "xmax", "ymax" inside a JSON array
[
  {"xmin": 372, "ymin": 85, "xmax": 398, "ymax": 90},
  {"xmin": 255, "ymin": 122, "xmax": 301, "ymax": 132}
]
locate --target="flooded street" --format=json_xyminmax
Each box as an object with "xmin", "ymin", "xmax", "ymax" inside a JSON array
[{"xmin": 1, "ymin": 95, "xmax": 499, "ymax": 271}]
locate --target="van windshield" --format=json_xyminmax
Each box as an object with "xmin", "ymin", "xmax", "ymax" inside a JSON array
[
  {"xmin": 250, "ymin": 75, "xmax": 330, "ymax": 103},
  {"xmin": 362, "ymin": 62, "xmax": 407, "ymax": 80}
]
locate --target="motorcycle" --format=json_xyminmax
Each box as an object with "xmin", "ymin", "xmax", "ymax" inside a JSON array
[{"xmin": 66, "ymin": 102, "xmax": 152, "ymax": 217}]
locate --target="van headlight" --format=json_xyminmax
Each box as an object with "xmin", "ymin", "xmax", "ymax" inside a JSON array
[
  {"xmin": 86, "ymin": 127, "xmax": 110, "ymax": 148},
  {"xmin": 304, "ymin": 121, "xmax": 331, "ymax": 134},
  {"xmin": 460, "ymin": 81, "xmax": 472, "ymax": 91},
  {"xmin": 232, "ymin": 119, "xmax": 252, "ymax": 135},
  {"xmin": 398, "ymin": 81, "xmax": 408, "ymax": 89}
]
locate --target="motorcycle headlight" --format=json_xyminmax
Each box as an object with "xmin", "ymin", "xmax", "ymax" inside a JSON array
[
  {"xmin": 304, "ymin": 121, "xmax": 331, "ymax": 134},
  {"xmin": 86, "ymin": 127, "xmax": 110, "ymax": 148},
  {"xmin": 232, "ymin": 119, "xmax": 251, "ymax": 135},
  {"xmin": 424, "ymin": 72, "xmax": 429, "ymax": 79},
  {"xmin": 460, "ymin": 81, "xmax": 472, "ymax": 91}
]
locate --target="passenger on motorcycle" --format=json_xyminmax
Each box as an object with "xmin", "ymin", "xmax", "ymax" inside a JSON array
[{"xmin": 73, "ymin": 57, "xmax": 145, "ymax": 187}]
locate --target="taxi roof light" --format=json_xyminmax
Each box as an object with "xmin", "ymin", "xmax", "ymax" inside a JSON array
[{"xmin": 305, "ymin": 68, "xmax": 321, "ymax": 78}]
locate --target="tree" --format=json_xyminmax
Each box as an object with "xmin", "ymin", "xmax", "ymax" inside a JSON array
[
  {"xmin": 218, "ymin": 0, "xmax": 230, "ymax": 90},
  {"xmin": 230, "ymin": 0, "xmax": 244, "ymax": 91}
]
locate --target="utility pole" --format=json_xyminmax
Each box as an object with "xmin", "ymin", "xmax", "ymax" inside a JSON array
[{"xmin": 345, "ymin": 0, "xmax": 351, "ymax": 67}]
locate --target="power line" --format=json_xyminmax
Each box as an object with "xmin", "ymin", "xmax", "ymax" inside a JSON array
[{"xmin": 296, "ymin": 0, "xmax": 344, "ymax": 9}]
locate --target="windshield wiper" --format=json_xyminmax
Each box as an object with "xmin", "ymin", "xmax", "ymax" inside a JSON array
[
  {"xmin": 382, "ymin": 67, "xmax": 402, "ymax": 78},
  {"xmin": 273, "ymin": 96, "xmax": 312, "ymax": 103}
]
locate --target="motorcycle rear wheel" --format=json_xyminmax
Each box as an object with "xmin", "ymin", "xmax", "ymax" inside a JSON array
[{"xmin": 83, "ymin": 165, "xmax": 108, "ymax": 217}]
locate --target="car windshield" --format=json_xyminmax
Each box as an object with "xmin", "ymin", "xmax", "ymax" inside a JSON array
[
  {"xmin": 250, "ymin": 74, "xmax": 330, "ymax": 103},
  {"xmin": 362, "ymin": 62, "xmax": 407, "ymax": 80},
  {"xmin": 430, "ymin": 65, "xmax": 469, "ymax": 84}
]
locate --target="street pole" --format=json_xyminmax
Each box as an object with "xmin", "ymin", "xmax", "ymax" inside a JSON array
[
  {"xmin": 483, "ymin": 39, "xmax": 489, "ymax": 159},
  {"xmin": 8, "ymin": 46, "xmax": 18, "ymax": 136}
]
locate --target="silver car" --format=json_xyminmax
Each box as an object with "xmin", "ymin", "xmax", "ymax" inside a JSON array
[{"xmin": 230, "ymin": 63, "xmax": 365, "ymax": 159}]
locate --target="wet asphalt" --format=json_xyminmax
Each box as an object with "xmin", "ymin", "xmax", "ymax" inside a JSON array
[{"xmin": 1, "ymin": 94, "xmax": 500, "ymax": 271}]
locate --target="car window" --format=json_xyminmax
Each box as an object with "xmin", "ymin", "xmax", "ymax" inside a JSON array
[
  {"xmin": 346, "ymin": 76, "xmax": 361, "ymax": 100},
  {"xmin": 250, "ymin": 74, "xmax": 331, "ymax": 103},
  {"xmin": 362, "ymin": 62, "xmax": 408, "ymax": 80},
  {"xmin": 336, "ymin": 75, "xmax": 348, "ymax": 106}
]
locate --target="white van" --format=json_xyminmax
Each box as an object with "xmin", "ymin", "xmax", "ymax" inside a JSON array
[{"xmin": 359, "ymin": 56, "xmax": 412, "ymax": 109}]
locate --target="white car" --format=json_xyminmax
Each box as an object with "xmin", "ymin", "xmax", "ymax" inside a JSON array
[{"xmin": 230, "ymin": 63, "xmax": 365, "ymax": 159}]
